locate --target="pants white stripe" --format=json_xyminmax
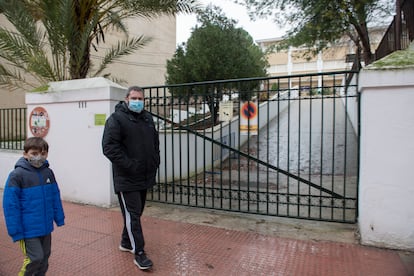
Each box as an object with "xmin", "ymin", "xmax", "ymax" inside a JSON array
[{"xmin": 120, "ymin": 192, "xmax": 136, "ymax": 252}]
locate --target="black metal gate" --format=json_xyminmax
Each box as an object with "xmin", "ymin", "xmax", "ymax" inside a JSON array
[{"xmin": 144, "ymin": 71, "xmax": 359, "ymax": 223}]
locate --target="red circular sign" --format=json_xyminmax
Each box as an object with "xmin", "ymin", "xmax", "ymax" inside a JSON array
[
  {"xmin": 241, "ymin": 102, "xmax": 258, "ymax": 119},
  {"xmin": 29, "ymin": 106, "xmax": 50, "ymax": 137}
]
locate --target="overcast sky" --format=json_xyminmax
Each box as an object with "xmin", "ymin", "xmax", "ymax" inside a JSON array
[{"xmin": 176, "ymin": 0, "xmax": 286, "ymax": 45}]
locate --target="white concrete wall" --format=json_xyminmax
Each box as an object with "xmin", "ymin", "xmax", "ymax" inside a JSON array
[
  {"xmin": 0, "ymin": 150, "xmax": 21, "ymax": 187},
  {"xmin": 23, "ymin": 78, "xmax": 125, "ymax": 207},
  {"xmin": 359, "ymin": 67, "xmax": 414, "ymax": 251}
]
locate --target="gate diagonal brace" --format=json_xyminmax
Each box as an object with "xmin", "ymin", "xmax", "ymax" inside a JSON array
[{"xmin": 150, "ymin": 112, "xmax": 345, "ymax": 200}]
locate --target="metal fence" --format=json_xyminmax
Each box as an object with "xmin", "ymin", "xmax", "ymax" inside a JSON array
[
  {"xmin": 0, "ymin": 108, "xmax": 26, "ymax": 150},
  {"xmin": 144, "ymin": 71, "xmax": 359, "ymax": 223},
  {"xmin": 375, "ymin": 0, "xmax": 414, "ymax": 60}
]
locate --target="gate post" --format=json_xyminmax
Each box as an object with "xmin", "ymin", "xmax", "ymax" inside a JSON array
[
  {"xmin": 25, "ymin": 77, "xmax": 125, "ymax": 207},
  {"xmin": 358, "ymin": 45, "xmax": 414, "ymax": 251}
]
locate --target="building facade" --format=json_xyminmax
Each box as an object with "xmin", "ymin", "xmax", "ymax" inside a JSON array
[{"xmin": 256, "ymin": 27, "xmax": 386, "ymax": 92}]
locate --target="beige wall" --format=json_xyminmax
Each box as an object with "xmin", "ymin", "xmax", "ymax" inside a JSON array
[
  {"xmin": 95, "ymin": 16, "xmax": 176, "ymax": 87},
  {"xmin": 0, "ymin": 15, "xmax": 176, "ymax": 108},
  {"xmin": 257, "ymin": 26, "xmax": 386, "ymax": 89},
  {"xmin": 0, "ymin": 90, "xmax": 26, "ymax": 108},
  {"xmin": 0, "ymin": 15, "xmax": 26, "ymax": 108}
]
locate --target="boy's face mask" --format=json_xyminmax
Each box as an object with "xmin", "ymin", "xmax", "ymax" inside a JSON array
[
  {"xmin": 28, "ymin": 155, "xmax": 47, "ymax": 168},
  {"xmin": 24, "ymin": 149, "xmax": 48, "ymax": 168},
  {"xmin": 128, "ymin": 100, "xmax": 144, "ymax": 113}
]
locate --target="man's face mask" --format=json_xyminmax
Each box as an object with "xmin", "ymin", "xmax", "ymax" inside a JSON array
[{"xmin": 128, "ymin": 100, "xmax": 144, "ymax": 113}]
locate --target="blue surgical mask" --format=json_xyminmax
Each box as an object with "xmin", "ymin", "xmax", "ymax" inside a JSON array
[{"xmin": 128, "ymin": 100, "xmax": 144, "ymax": 113}]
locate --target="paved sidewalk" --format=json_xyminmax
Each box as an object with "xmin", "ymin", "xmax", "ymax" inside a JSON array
[{"xmin": 1, "ymin": 199, "xmax": 412, "ymax": 275}]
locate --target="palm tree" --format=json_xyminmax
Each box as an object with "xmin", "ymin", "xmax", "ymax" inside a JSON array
[{"xmin": 0, "ymin": 0, "xmax": 200, "ymax": 90}]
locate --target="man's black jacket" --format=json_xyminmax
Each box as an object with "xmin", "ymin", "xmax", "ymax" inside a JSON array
[{"xmin": 102, "ymin": 102, "xmax": 160, "ymax": 193}]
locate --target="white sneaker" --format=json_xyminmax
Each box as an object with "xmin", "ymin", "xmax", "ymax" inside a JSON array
[{"xmin": 119, "ymin": 244, "xmax": 134, "ymax": 254}]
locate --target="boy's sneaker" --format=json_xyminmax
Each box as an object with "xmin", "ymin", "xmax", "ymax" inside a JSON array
[
  {"xmin": 134, "ymin": 251, "xmax": 153, "ymax": 270},
  {"xmin": 119, "ymin": 244, "xmax": 134, "ymax": 254}
]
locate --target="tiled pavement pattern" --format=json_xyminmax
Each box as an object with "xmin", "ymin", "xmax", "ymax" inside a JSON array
[{"xmin": 0, "ymin": 200, "xmax": 412, "ymax": 276}]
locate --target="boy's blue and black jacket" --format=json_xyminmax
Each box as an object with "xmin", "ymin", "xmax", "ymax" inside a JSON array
[{"xmin": 3, "ymin": 157, "xmax": 65, "ymax": 242}]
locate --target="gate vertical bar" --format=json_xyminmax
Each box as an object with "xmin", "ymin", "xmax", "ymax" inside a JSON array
[
  {"xmin": 343, "ymin": 76, "xmax": 349, "ymax": 220},
  {"xmin": 308, "ymin": 76, "xmax": 313, "ymax": 217},
  {"xmin": 276, "ymin": 79, "xmax": 281, "ymax": 216},
  {"xmin": 319, "ymin": 75, "xmax": 325, "ymax": 219},
  {"xmin": 297, "ymin": 77, "xmax": 302, "ymax": 217},
  {"xmin": 265, "ymin": 80, "xmax": 270, "ymax": 214},
  {"xmin": 331, "ymin": 74, "xmax": 337, "ymax": 220},
  {"xmin": 287, "ymin": 78, "xmax": 292, "ymax": 216}
]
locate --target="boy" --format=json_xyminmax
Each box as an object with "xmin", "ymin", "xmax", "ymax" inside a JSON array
[{"xmin": 3, "ymin": 137, "xmax": 65, "ymax": 276}]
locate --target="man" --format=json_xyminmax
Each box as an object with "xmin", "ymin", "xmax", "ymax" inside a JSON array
[{"xmin": 102, "ymin": 86, "xmax": 160, "ymax": 270}]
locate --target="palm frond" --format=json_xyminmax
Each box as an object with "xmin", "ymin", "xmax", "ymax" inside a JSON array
[
  {"xmin": 0, "ymin": 63, "xmax": 36, "ymax": 90},
  {"xmin": 113, "ymin": 0, "xmax": 201, "ymax": 19},
  {"xmin": 103, "ymin": 75, "xmax": 128, "ymax": 86},
  {"xmin": 0, "ymin": 0, "xmax": 201, "ymax": 88},
  {"xmin": 0, "ymin": 29, "xmax": 33, "ymax": 67},
  {"xmin": 27, "ymin": 51, "xmax": 60, "ymax": 81},
  {"xmin": 0, "ymin": 1, "xmax": 60, "ymax": 86},
  {"xmin": 0, "ymin": 30, "xmax": 52, "ymax": 87},
  {"xmin": 40, "ymin": 0, "xmax": 73, "ymax": 80},
  {"xmin": 99, "ymin": 9, "xmax": 129, "ymax": 35},
  {"xmin": 93, "ymin": 35, "xmax": 151, "ymax": 77},
  {"xmin": 0, "ymin": 1, "xmax": 43, "ymax": 48}
]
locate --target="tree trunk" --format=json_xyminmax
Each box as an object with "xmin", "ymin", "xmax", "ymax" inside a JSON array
[
  {"xmin": 70, "ymin": 43, "xmax": 91, "ymax": 79},
  {"xmin": 354, "ymin": 22, "xmax": 374, "ymax": 65},
  {"xmin": 69, "ymin": 0, "xmax": 91, "ymax": 79}
]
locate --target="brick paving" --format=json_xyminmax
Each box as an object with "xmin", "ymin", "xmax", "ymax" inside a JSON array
[{"xmin": 0, "ymin": 200, "xmax": 411, "ymax": 276}]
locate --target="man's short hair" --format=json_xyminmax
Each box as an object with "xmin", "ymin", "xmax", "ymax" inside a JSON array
[
  {"xmin": 126, "ymin": 86, "xmax": 143, "ymax": 97},
  {"xmin": 24, "ymin": 137, "xmax": 49, "ymax": 153}
]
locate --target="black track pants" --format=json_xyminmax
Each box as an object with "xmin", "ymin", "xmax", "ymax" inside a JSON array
[{"xmin": 118, "ymin": 190, "xmax": 147, "ymax": 254}]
